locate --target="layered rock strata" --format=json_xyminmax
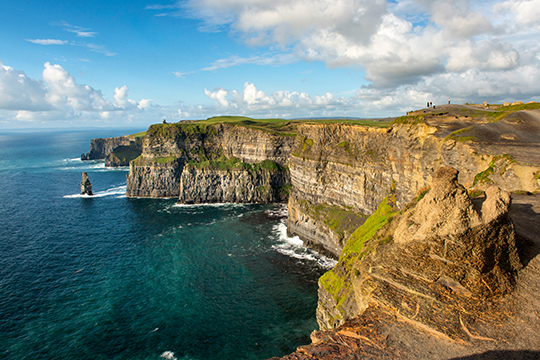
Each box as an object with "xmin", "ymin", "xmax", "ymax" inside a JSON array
[
  {"xmin": 82, "ymin": 135, "xmax": 136, "ymax": 160},
  {"xmin": 125, "ymin": 123, "xmax": 295, "ymax": 199},
  {"xmin": 287, "ymin": 111, "xmax": 540, "ymax": 257},
  {"xmin": 271, "ymin": 167, "xmax": 534, "ymax": 360},
  {"xmin": 317, "ymin": 167, "xmax": 521, "ymax": 332},
  {"xmin": 178, "ymin": 164, "xmax": 290, "ymax": 204}
]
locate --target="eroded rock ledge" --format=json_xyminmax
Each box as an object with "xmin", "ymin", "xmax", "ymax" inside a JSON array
[{"xmin": 270, "ymin": 167, "xmax": 540, "ymax": 359}]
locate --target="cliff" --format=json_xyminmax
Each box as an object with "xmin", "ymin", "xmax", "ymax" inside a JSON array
[
  {"xmin": 270, "ymin": 168, "xmax": 540, "ymax": 359},
  {"xmin": 125, "ymin": 118, "xmax": 296, "ymax": 200},
  {"xmin": 82, "ymin": 131, "xmax": 145, "ymax": 166},
  {"xmin": 287, "ymin": 104, "xmax": 540, "ymax": 258},
  {"xmin": 178, "ymin": 161, "xmax": 290, "ymax": 204},
  {"xmin": 91, "ymin": 105, "xmax": 540, "ymax": 359}
]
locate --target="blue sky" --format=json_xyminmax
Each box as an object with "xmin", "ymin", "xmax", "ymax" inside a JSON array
[{"xmin": 1, "ymin": 0, "xmax": 540, "ymax": 128}]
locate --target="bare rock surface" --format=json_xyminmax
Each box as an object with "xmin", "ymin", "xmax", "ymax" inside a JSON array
[
  {"xmin": 271, "ymin": 168, "xmax": 540, "ymax": 360},
  {"xmin": 80, "ymin": 172, "xmax": 93, "ymax": 196}
]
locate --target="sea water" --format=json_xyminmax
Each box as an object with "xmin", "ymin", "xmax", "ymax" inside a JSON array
[{"xmin": 0, "ymin": 130, "xmax": 334, "ymax": 360}]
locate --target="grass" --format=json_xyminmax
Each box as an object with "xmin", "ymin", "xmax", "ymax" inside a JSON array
[
  {"xmin": 318, "ymin": 195, "xmax": 399, "ymax": 320},
  {"xmin": 129, "ymin": 130, "xmax": 147, "ymax": 139},
  {"xmin": 473, "ymin": 154, "xmax": 516, "ymax": 186},
  {"xmin": 297, "ymin": 199, "xmax": 366, "ymax": 240},
  {"xmin": 391, "ymin": 114, "xmax": 426, "ymax": 125},
  {"xmin": 445, "ymin": 126, "xmax": 477, "ymax": 142},
  {"xmin": 154, "ymin": 156, "xmax": 178, "ymax": 164},
  {"xmin": 148, "ymin": 116, "xmax": 393, "ymax": 140}
]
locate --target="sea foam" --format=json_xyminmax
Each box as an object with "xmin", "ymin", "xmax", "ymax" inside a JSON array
[
  {"xmin": 63, "ymin": 185, "xmax": 127, "ymax": 198},
  {"xmin": 271, "ymin": 222, "xmax": 337, "ymax": 269}
]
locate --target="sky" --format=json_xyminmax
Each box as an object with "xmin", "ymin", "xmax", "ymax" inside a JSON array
[{"xmin": 1, "ymin": 0, "xmax": 540, "ymax": 129}]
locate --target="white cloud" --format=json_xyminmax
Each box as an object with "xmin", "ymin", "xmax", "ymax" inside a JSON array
[
  {"xmin": 495, "ymin": 0, "xmax": 540, "ymax": 29},
  {"xmin": 0, "ymin": 61, "xmax": 154, "ymax": 124},
  {"xmin": 177, "ymin": 0, "xmax": 540, "ymax": 98},
  {"xmin": 0, "ymin": 61, "xmax": 51, "ymax": 111},
  {"xmin": 58, "ymin": 21, "xmax": 97, "ymax": 37},
  {"xmin": 26, "ymin": 39, "xmax": 68, "ymax": 45},
  {"xmin": 202, "ymin": 53, "xmax": 298, "ymax": 71},
  {"xmin": 203, "ymin": 82, "xmax": 350, "ymax": 115},
  {"xmin": 113, "ymin": 85, "xmax": 138, "ymax": 108}
]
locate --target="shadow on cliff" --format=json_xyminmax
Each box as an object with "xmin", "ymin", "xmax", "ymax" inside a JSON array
[
  {"xmin": 509, "ymin": 197, "xmax": 540, "ymax": 267},
  {"xmin": 450, "ymin": 350, "xmax": 540, "ymax": 360}
]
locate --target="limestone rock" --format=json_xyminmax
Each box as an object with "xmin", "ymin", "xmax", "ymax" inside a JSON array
[
  {"xmin": 80, "ymin": 172, "xmax": 93, "ymax": 196},
  {"xmin": 178, "ymin": 165, "xmax": 290, "ymax": 204},
  {"xmin": 317, "ymin": 167, "xmax": 521, "ymax": 338}
]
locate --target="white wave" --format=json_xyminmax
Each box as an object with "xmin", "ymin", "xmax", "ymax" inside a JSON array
[
  {"xmin": 63, "ymin": 185, "xmax": 127, "ymax": 198},
  {"xmin": 172, "ymin": 202, "xmax": 246, "ymax": 208},
  {"xmin": 63, "ymin": 157, "xmax": 81, "ymax": 162},
  {"xmin": 271, "ymin": 222, "xmax": 337, "ymax": 269},
  {"xmin": 160, "ymin": 351, "xmax": 177, "ymax": 360},
  {"xmin": 265, "ymin": 203, "xmax": 288, "ymax": 218}
]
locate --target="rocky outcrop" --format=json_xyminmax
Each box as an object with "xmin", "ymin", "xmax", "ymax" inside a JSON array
[
  {"xmin": 287, "ymin": 109, "xmax": 540, "ymax": 257},
  {"xmin": 83, "ymin": 135, "xmax": 136, "ymax": 160},
  {"xmin": 105, "ymin": 143, "xmax": 143, "ymax": 167},
  {"xmin": 271, "ymin": 167, "xmax": 533, "ymax": 360},
  {"xmin": 178, "ymin": 163, "xmax": 290, "ymax": 204},
  {"xmin": 80, "ymin": 172, "xmax": 93, "ymax": 195},
  {"xmin": 126, "ymin": 157, "xmax": 183, "ymax": 198},
  {"xmin": 317, "ymin": 167, "xmax": 521, "ymax": 332}
]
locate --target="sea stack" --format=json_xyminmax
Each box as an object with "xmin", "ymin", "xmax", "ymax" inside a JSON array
[{"xmin": 80, "ymin": 172, "xmax": 93, "ymax": 196}]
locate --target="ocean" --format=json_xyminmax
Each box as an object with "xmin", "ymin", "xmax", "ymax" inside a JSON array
[{"xmin": 0, "ymin": 130, "xmax": 334, "ymax": 360}]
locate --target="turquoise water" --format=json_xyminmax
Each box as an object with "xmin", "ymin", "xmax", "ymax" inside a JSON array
[{"xmin": 0, "ymin": 130, "xmax": 333, "ymax": 360}]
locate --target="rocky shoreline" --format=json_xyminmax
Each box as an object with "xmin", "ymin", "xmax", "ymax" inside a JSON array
[{"xmin": 82, "ymin": 104, "xmax": 540, "ymax": 359}]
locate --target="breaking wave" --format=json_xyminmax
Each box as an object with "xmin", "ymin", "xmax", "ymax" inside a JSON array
[
  {"xmin": 63, "ymin": 185, "xmax": 127, "ymax": 198},
  {"xmin": 271, "ymin": 222, "xmax": 337, "ymax": 269}
]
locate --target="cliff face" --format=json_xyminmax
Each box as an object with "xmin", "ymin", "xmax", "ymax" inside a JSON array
[
  {"xmin": 178, "ymin": 164, "xmax": 290, "ymax": 204},
  {"xmin": 270, "ymin": 168, "xmax": 537, "ymax": 360},
  {"xmin": 286, "ymin": 111, "xmax": 540, "ymax": 258},
  {"xmin": 125, "ymin": 122, "xmax": 295, "ymax": 200},
  {"xmin": 317, "ymin": 167, "xmax": 521, "ymax": 331},
  {"xmin": 83, "ymin": 135, "xmax": 135, "ymax": 160}
]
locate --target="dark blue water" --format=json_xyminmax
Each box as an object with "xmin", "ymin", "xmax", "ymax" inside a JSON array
[{"xmin": 0, "ymin": 130, "xmax": 333, "ymax": 360}]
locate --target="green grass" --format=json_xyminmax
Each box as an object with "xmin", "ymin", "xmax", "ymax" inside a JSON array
[
  {"xmin": 297, "ymin": 200, "xmax": 366, "ymax": 240},
  {"xmin": 473, "ymin": 154, "xmax": 516, "ymax": 186},
  {"xmin": 109, "ymin": 145, "xmax": 141, "ymax": 163},
  {"xmin": 129, "ymin": 130, "xmax": 147, "ymax": 139},
  {"xmin": 468, "ymin": 189, "xmax": 486, "ymax": 198},
  {"xmin": 318, "ymin": 195, "xmax": 399, "ymax": 319},
  {"xmin": 154, "ymin": 156, "xmax": 178, "ymax": 164},
  {"xmin": 391, "ymin": 114, "xmax": 426, "ymax": 125},
  {"xmin": 445, "ymin": 126, "xmax": 477, "ymax": 142}
]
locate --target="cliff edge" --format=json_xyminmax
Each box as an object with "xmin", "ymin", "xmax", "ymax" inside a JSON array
[{"xmin": 269, "ymin": 167, "xmax": 540, "ymax": 359}]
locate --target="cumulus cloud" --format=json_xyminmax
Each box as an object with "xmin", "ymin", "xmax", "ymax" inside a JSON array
[
  {"xmin": 0, "ymin": 61, "xmax": 51, "ymax": 111},
  {"xmin": 174, "ymin": 0, "xmax": 540, "ymax": 98},
  {"xmin": 203, "ymin": 82, "xmax": 350, "ymax": 116},
  {"xmin": 0, "ymin": 61, "xmax": 149, "ymax": 123},
  {"xmin": 495, "ymin": 0, "xmax": 540, "ymax": 29}
]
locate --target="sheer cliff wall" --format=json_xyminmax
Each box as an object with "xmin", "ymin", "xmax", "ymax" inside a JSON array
[
  {"xmin": 123, "ymin": 110, "xmax": 540, "ymax": 255},
  {"xmin": 125, "ymin": 123, "xmax": 295, "ymax": 201},
  {"xmin": 287, "ymin": 118, "xmax": 540, "ymax": 258}
]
